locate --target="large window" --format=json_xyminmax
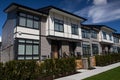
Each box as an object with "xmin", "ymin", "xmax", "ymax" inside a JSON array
[
  {"xmin": 114, "ymin": 37, "xmax": 119, "ymax": 43},
  {"xmin": 91, "ymin": 30, "xmax": 97, "ymax": 39},
  {"xmin": 109, "ymin": 34, "xmax": 112, "ymax": 41},
  {"xmin": 54, "ymin": 19, "xmax": 64, "ymax": 32},
  {"xmin": 17, "ymin": 39, "xmax": 39, "ymax": 60},
  {"xmin": 82, "ymin": 44, "xmax": 91, "ymax": 56},
  {"xmin": 71, "ymin": 24, "xmax": 78, "ymax": 35},
  {"xmin": 92, "ymin": 44, "xmax": 99, "ymax": 55},
  {"xmin": 103, "ymin": 31, "xmax": 107, "ymax": 39},
  {"xmin": 82, "ymin": 29, "xmax": 90, "ymax": 38},
  {"xmin": 18, "ymin": 13, "xmax": 40, "ymax": 29}
]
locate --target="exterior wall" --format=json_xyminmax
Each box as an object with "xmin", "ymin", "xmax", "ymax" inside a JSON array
[
  {"xmin": 40, "ymin": 36, "xmax": 51, "ymax": 60},
  {"xmin": 1, "ymin": 46, "xmax": 14, "ymax": 63},
  {"xmin": 1, "ymin": 10, "xmax": 16, "ymax": 62},
  {"xmin": 46, "ymin": 11, "xmax": 82, "ymax": 40}
]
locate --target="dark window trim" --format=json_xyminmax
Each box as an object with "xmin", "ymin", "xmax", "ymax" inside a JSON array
[
  {"xmin": 92, "ymin": 44, "xmax": 99, "ymax": 55},
  {"xmin": 82, "ymin": 29, "xmax": 90, "ymax": 39},
  {"xmin": 103, "ymin": 31, "xmax": 107, "ymax": 40},
  {"xmin": 54, "ymin": 18, "xmax": 64, "ymax": 32},
  {"xmin": 71, "ymin": 24, "xmax": 79, "ymax": 35},
  {"xmin": 16, "ymin": 38, "xmax": 40, "ymax": 60},
  {"xmin": 17, "ymin": 12, "xmax": 40, "ymax": 30},
  {"xmin": 91, "ymin": 30, "xmax": 97, "ymax": 39}
]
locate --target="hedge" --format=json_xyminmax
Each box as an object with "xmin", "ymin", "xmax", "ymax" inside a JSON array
[
  {"xmin": 0, "ymin": 58, "xmax": 76, "ymax": 80},
  {"xmin": 95, "ymin": 54, "xmax": 120, "ymax": 66}
]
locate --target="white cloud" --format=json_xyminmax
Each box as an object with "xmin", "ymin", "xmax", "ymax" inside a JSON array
[
  {"xmin": 93, "ymin": 0, "xmax": 107, "ymax": 5},
  {"xmin": 75, "ymin": 0, "xmax": 120, "ymax": 23}
]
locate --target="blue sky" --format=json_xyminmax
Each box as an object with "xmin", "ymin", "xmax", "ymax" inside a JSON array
[{"xmin": 0, "ymin": 0, "xmax": 120, "ymax": 41}]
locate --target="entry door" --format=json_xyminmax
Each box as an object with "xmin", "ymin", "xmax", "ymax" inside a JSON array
[{"xmin": 52, "ymin": 45, "xmax": 59, "ymax": 58}]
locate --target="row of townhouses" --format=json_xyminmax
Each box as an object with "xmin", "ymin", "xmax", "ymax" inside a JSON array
[{"xmin": 0, "ymin": 3, "xmax": 120, "ymax": 62}]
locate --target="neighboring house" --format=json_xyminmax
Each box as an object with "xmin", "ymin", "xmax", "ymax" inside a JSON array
[
  {"xmin": 98, "ymin": 26, "xmax": 116, "ymax": 54},
  {"xmin": 38, "ymin": 6, "xmax": 86, "ymax": 59},
  {"xmin": 81, "ymin": 25, "xmax": 101, "ymax": 57},
  {"xmin": 112, "ymin": 33, "xmax": 120, "ymax": 53},
  {"xmin": 1, "ymin": 3, "xmax": 120, "ymax": 62},
  {"xmin": 82, "ymin": 25, "xmax": 117, "ymax": 56}
]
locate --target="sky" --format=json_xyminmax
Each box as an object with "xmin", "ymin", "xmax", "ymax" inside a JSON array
[{"xmin": 0, "ymin": 0, "xmax": 120, "ymax": 41}]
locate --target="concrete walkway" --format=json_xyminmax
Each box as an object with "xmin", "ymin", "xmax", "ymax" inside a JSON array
[{"xmin": 55, "ymin": 62, "xmax": 120, "ymax": 80}]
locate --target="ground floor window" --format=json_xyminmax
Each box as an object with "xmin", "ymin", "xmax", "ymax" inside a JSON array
[
  {"xmin": 17, "ymin": 39, "xmax": 39, "ymax": 60},
  {"xmin": 82, "ymin": 44, "xmax": 91, "ymax": 56},
  {"xmin": 92, "ymin": 44, "xmax": 99, "ymax": 55}
]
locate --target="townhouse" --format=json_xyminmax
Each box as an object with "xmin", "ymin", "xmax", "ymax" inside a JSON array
[
  {"xmin": 0, "ymin": 3, "xmax": 120, "ymax": 62},
  {"xmin": 81, "ymin": 25, "xmax": 118, "ymax": 56},
  {"xmin": 1, "ymin": 3, "xmax": 86, "ymax": 62}
]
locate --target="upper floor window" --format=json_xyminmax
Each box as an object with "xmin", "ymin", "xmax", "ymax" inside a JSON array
[
  {"xmin": 109, "ymin": 34, "xmax": 112, "ymax": 41},
  {"xmin": 18, "ymin": 13, "xmax": 40, "ymax": 29},
  {"xmin": 114, "ymin": 37, "xmax": 119, "ymax": 43},
  {"xmin": 71, "ymin": 24, "xmax": 78, "ymax": 35},
  {"xmin": 54, "ymin": 19, "xmax": 64, "ymax": 32},
  {"xmin": 91, "ymin": 30, "xmax": 97, "ymax": 39},
  {"xmin": 102, "ymin": 31, "xmax": 107, "ymax": 39},
  {"xmin": 82, "ymin": 29, "xmax": 90, "ymax": 39}
]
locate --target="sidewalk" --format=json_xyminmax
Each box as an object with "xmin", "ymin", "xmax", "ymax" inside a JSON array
[{"xmin": 55, "ymin": 62, "xmax": 120, "ymax": 80}]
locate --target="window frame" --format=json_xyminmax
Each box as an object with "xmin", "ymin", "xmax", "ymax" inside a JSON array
[
  {"xmin": 54, "ymin": 19, "xmax": 64, "ymax": 32},
  {"xmin": 109, "ymin": 34, "xmax": 112, "ymax": 41},
  {"xmin": 82, "ymin": 29, "xmax": 90, "ymax": 39},
  {"xmin": 18, "ymin": 12, "xmax": 40, "ymax": 30},
  {"xmin": 82, "ymin": 44, "xmax": 91, "ymax": 57},
  {"xmin": 92, "ymin": 44, "xmax": 99, "ymax": 55},
  {"xmin": 71, "ymin": 24, "xmax": 79, "ymax": 35},
  {"xmin": 91, "ymin": 30, "xmax": 97, "ymax": 39},
  {"xmin": 17, "ymin": 39, "xmax": 40, "ymax": 60},
  {"xmin": 103, "ymin": 31, "xmax": 107, "ymax": 39}
]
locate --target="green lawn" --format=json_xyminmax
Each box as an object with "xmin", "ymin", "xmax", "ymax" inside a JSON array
[{"xmin": 83, "ymin": 66, "xmax": 120, "ymax": 80}]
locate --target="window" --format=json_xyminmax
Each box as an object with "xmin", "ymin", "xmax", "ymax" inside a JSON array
[
  {"xmin": 82, "ymin": 29, "xmax": 90, "ymax": 38},
  {"xmin": 109, "ymin": 34, "xmax": 112, "ymax": 41},
  {"xmin": 17, "ymin": 39, "xmax": 39, "ymax": 60},
  {"xmin": 114, "ymin": 37, "xmax": 119, "ymax": 43},
  {"xmin": 26, "ymin": 45, "xmax": 32, "ymax": 55},
  {"xmin": 54, "ymin": 19, "xmax": 64, "ymax": 32},
  {"xmin": 27, "ymin": 19, "xmax": 33, "ymax": 28},
  {"xmin": 18, "ymin": 13, "xmax": 40, "ymax": 29},
  {"xmin": 82, "ymin": 44, "xmax": 91, "ymax": 56},
  {"xmin": 112, "ymin": 46, "xmax": 118, "ymax": 53},
  {"xmin": 19, "ymin": 17, "xmax": 26, "ymax": 26},
  {"xmin": 91, "ymin": 30, "xmax": 97, "ymax": 39},
  {"xmin": 103, "ymin": 31, "xmax": 107, "ymax": 39},
  {"xmin": 92, "ymin": 44, "xmax": 99, "ymax": 55},
  {"xmin": 18, "ymin": 45, "xmax": 25, "ymax": 55},
  {"xmin": 71, "ymin": 24, "xmax": 78, "ymax": 35}
]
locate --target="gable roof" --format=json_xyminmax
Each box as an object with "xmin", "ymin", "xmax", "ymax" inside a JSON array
[
  {"xmin": 4, "ymin": 3, "xmax": 47, "ymax": 16},
  {"xmin": 82, "ymin": 24, "xmax": 116, "ymax": 32},
  {"xmin": 38, "ymin": 6, "xmax": 87, "ymax": 20}
]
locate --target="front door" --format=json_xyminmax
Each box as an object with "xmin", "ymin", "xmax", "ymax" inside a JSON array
[
  {"xmin": 52, "ymin": 45, "xmax": 59, "ymax": 58},
  {"xmin": 51, "ymin": 40, "xmax": 61, "ymax": 58}
]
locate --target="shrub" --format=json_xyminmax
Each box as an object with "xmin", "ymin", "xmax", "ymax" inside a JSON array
[
  {"xmin": 95, "ymin": 54, "xmax": 120, "ymax": 66},
  {"xmin": 0, "ymin": 58, "xmax": 76, "ymax": 80},
  {"xmin": 3, "ymin": 60, "xmax": 39, "ymax": 80}
]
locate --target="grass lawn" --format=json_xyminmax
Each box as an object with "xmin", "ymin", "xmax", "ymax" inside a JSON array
[{"xmin": 83, "ymin": 66, "xmax": 120, "ymax": 80}]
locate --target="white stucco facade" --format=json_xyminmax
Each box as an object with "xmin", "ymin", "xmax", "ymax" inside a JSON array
[{"xmin": 46, "ymin": 9, "xmax": 83, "ymax": 40}]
